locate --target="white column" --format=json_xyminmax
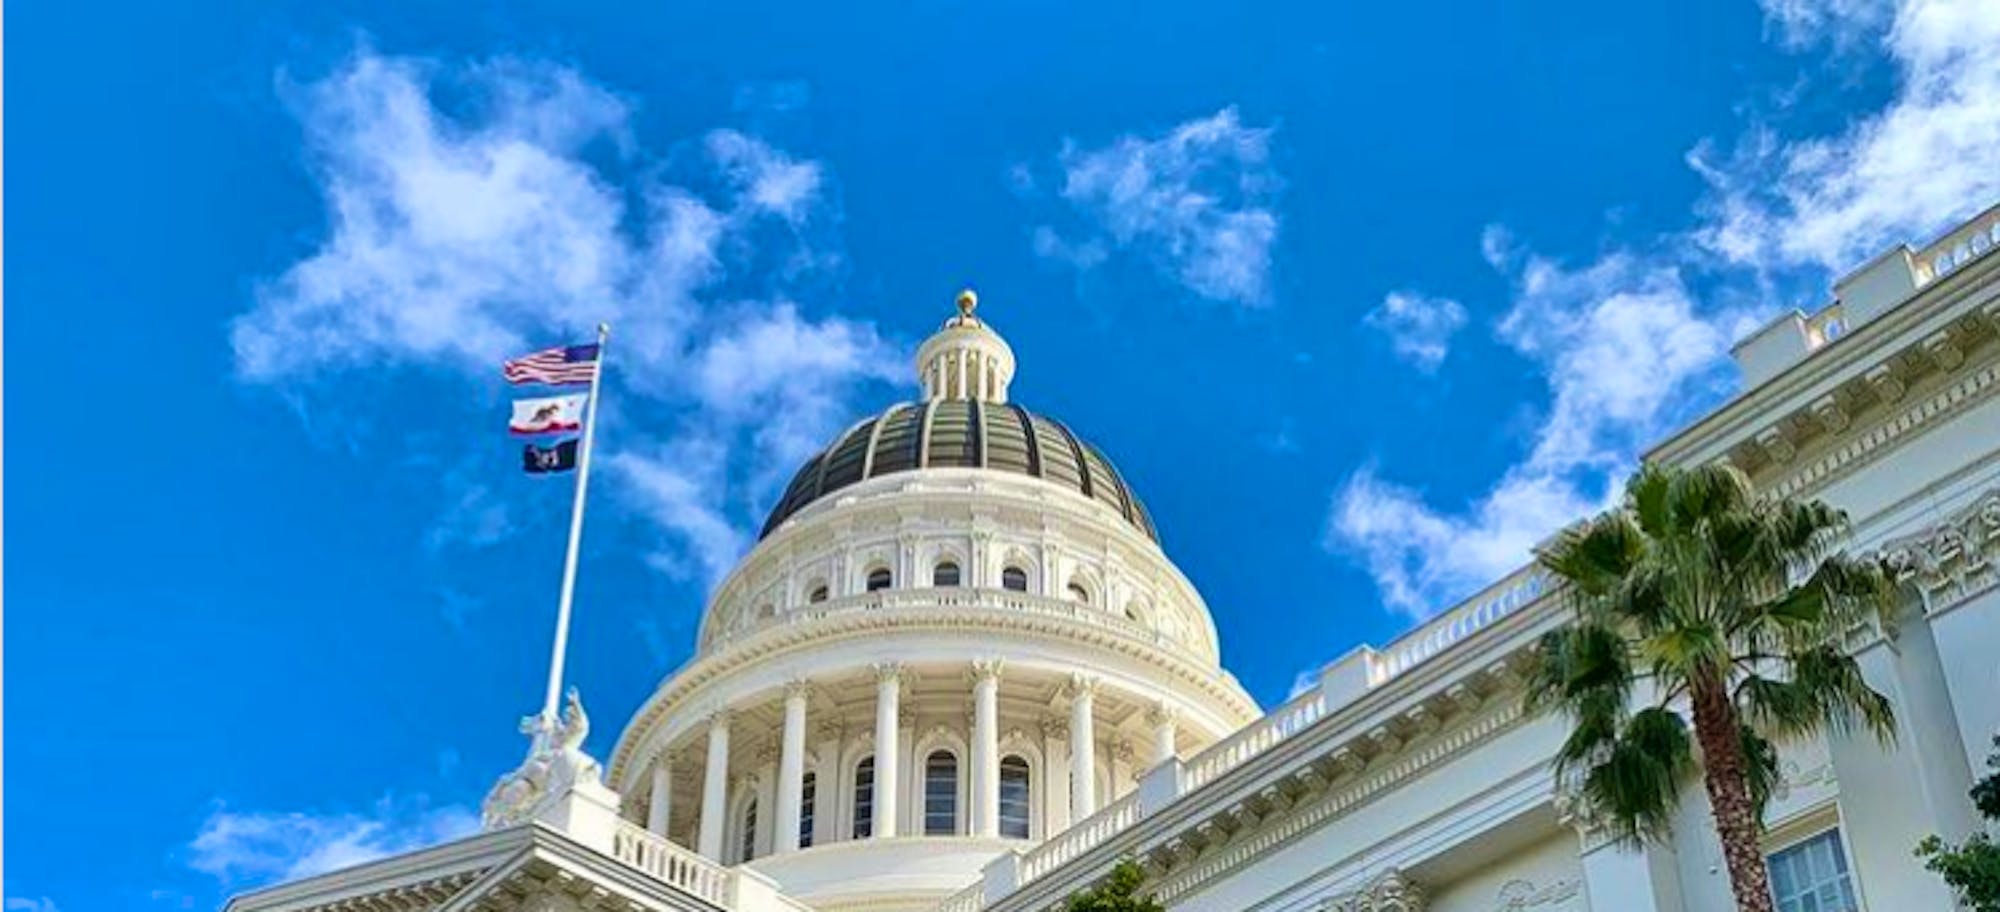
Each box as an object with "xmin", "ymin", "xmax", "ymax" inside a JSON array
[
  {"xmin": 774, "ymin": 681, "xmax": 811, "ymax": 854},
  {"xmin": 647, "ymin": 754, "xmax": 674, "ymax": 837},
  {"xmin": 873, "ymin": 663, "xmax": 903, "ymax": 838},
  {"xmin": 1042, "ymin": 717, "xmax": 1072, "ymax": 834},
  {"xmin": 1069, "ymin": 675, "xmax": 1099, "ymax": 818},
  {"xmin": 971, "ymin": 660, "xmax": 1002, "ymax": 837},
  {"xmin": 955, "ymin": 350, "xmax": 968, "ymax": 400},
  {"xmin": 1576, "ymin": 827, "xmax": 1683, "ymax": 911},
  {"xmin": 1147, "ymin": 704, "xmax": 1179, "ymax": 766},
  {"xmin": 697, "ymin": 712, "xmax": 731, "ymax": 860}
]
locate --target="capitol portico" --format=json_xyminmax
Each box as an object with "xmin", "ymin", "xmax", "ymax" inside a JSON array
[{"xmin": 228, "ymin": 205, "xmax": 2000, "ymax": 912}]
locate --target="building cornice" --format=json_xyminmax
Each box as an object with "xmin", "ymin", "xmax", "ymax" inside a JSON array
[
  {"xmin": 984, "ymin": 593, "xmax": 1565, "ymax": 911},
  {"xmin": 1647, "ymin": 247, "xmax": 1999, "ymax": 476}
]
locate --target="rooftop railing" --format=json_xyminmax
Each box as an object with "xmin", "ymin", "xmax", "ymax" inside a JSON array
[
  {"xmin": 1916, "ymin": 205, "xmax": 2000, "ymax": 286},
  {"xmin": 611, "ymin": 821, "xmax": 733, "ymax": 906},
  {"xmin": 1366, "ymin": 564, "xmax": 1546, "ymax": 686}
]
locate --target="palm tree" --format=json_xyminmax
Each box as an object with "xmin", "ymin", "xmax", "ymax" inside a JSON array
[{"xmin": 1524, "ymin": 462, "xmax": 1899, "ymax": 912}]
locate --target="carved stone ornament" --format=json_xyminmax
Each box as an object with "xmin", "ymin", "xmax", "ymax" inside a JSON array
[
  {"xmin": 481, "ymin": 687, "xmax": 607, "ymax": 829},
  {"xmin": 1875, "ymin": 486, "xmax": 2000, "ymax": 608},
  {"xmin": 1322, "ymin": 868, "xmax": 1427, "ymax": 911},
  {"xmin": 1495, "ymin": 877, "xmax": 1582, "ymax": 910}
]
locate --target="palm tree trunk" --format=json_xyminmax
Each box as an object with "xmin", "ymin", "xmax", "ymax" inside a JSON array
[{"xmin": 1691, "ymin": 673, "xmax": 1776, "ymax": 912}]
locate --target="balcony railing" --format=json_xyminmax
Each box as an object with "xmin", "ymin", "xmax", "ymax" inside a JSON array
[{"xmin": 611, "ymin": 822, "xmax": 733, "ymax": 905}]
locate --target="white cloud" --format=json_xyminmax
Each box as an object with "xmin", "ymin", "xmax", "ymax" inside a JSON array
[
  {"xmin": 705, "ymin": 129, "xmax": 823, "ymax": 225},
  {"xmin": 1326, "ymin": 0, "xmax": 2000, "ymax": 619},
  {"xmin": 1034, "ymin": 107, "xmax": 1280, "ymax": 306},
  {"xmin": 6, "ymin": 898, "xmax": 61, "ymax": 912},
  {"xmin": 1331, "ymin": 245, "xmax": 1744, "ymax": 618},
  {"xmin": 1364, "ymin": 292, "xmax": 1468, "ymax": 371},
  {"xmin": 1699, "ymin": 0, "xmax": 2000, "ymax": 272},
  {"xmin": 235, "ymin": 48, "xmax": 901, "ymax": 582},
  {"xmin": 186, "ymin": 797, "xmax": 476, "ymax": 887}
]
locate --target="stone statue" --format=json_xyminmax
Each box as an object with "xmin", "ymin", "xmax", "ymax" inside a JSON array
[{"xmin": 481, "ymin": 687, "xmax": 606, "ymax": 829}]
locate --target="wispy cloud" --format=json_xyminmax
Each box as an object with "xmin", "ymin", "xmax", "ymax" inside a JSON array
[
  {"xmin": 1364, "ymin": 292, "xmax": 1468, "ymax": 372},
  {"xmin": 1696, "ymin": 0, "xmax": 2000, "ymax": 272},
  {"xmin": 1326, "ymin": 0, "xmax": 1996, "ymax": 618},
  {"xmin": 186, "ymin": 796, "xmax": 476, "ymax": 888},
  {"xmin": 6, "ymin": 898, "xmax": 62, "ymax": 912},
  {"xmin": 1030, "ymin": 107, "xmax": 1280, "ymax": 307},
  {"xmin": 234, "ymin": 47, "xmax": 901, "ymax": 585}
]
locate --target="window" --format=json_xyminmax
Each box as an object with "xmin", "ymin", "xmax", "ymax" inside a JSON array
[
  {"xmin": 851, "ymin": 757, "xmax": 875, "ymax": 839},
  {"xmin": 925, "ymin": 750, "xmax": 959, "ymax": 835},
  {"xmin": 999, "ymin": 756, "xmax": 1032, "ymax": 839},
  {"xmin": 1767, "ymin": 830, "xmax": 1858, "ymax": 912},
  {"xmin": 1001, "ymin": 567, "xmax": 1029, "ymax": 592},
  {"xmin": 738, "ymin": 797, "xmax": 759, "ymax": 862},
  {"xmin": 798, "ymin": 772, "xmax": 816, "ymax": 848},
  {"xmin": 933, "ymin": 561, "xmax": 962, "ymax": 587},
  {"xmin": 808, "ymin": 584, "xmax": 829, "ymax": 604},
  {"xmin": 1066, "ymin": 581, "xmax": 1091, "ymax": 604},
  {"xmin": 866, "ymin": 568, "xmax": 893, "ymax": 592}
]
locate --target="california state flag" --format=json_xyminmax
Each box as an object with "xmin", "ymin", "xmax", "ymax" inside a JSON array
[{"xmin": 509, "ymin": 394, "xmax": 588, "ymax": 436}]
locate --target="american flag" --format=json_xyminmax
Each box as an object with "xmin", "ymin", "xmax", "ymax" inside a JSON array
[{"xmin": 503, "ymin": 344, "xmax": 601, "ymax": 386}]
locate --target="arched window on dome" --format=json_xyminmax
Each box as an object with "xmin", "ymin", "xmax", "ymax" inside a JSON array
[
  {"xmin": 1001, "ymin": 566, "xmax": 1029, "ymax": 592},
  {"xmin": 999, "ymin": 755, "xmax": 1032, "ymax": 839},
  {"xmin": 924, "ymin": 750, "xmax": 959, "ymax": 835},
  {"xmin": 866, "ymin": 568, "xmax": 893, "ymax": 592},
  {"xmin": 807, "ymin": 583, "xmax": 829, "ymax": 604},
  {"xmin": 933, "ymin": 561, "xmax": 961, "ymax": 587},
  {"xmin": 1066, "ymin": 581, "xmax": 1091, "ymax": 605},
  {"xmin": 798, "ymin": 772, "xmax": 816, "ymax": 848},
  {"xmin": 851, "ymin": 757, "xmax": 875, "ymax": 839},
  {"xmin": 738, "ymin": 796, "xmax": 759, "ymax": 863}
]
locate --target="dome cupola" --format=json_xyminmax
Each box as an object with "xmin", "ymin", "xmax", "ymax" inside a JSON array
[{"xmin": 915, "ymin": 289, "xmax": 1015, "ymax": 403}]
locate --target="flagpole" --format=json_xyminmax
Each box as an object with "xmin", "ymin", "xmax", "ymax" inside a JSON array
[{"xmin": 541, "ymin": 322, "xmax": 610, "ymax": 724}]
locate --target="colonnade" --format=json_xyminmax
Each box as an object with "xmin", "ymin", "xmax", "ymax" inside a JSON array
[{"xmin": 643, "ymin": 663, "xmax": 1186, "ymax": 862}]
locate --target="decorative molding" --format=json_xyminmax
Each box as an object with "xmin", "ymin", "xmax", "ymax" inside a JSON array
[
  {"xmin": 1875, "ymin": 483, "xmax": 2000, "ymax": 610},
  {"xmin": 1322, "ymin": 868, "xmax": 1426, "ymax": 911},
  {"xmin": 1150, "ymin": 700, "xmax": 1530, "ymax": 905},
  {"xmin": 1493, "ymin": 877, "xmax": 1582, "ymax": 911},
  {"xmin": 969, "ymin": 658, "xmax": 1005, "ymax": 682},
  {"xmin": 1768, "ymin": 361, "xmax": 1999, "ymax": 501}
]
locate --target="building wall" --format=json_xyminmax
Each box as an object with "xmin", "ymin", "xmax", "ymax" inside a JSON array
[{"xmin": 1426, "ymin": 831, "xmax": 1585, "ymax": 912}]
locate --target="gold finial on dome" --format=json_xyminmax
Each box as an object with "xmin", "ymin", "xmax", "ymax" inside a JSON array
[{"xmin": 955, "ymin": 288, "xmax": 979, "ymax": 320}]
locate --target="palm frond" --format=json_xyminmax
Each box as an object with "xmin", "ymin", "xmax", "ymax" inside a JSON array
[
  {"xmin": 1540, "ymin": 513, "xmax": 1645, "ymax": 599},
  {"xmin": 1581, "ymin": 707, "xmax": 1694, "ymax": 847},
  {"xmin": 1739, "ymin": 725, "xmax": 1781, "ymax": 822}
]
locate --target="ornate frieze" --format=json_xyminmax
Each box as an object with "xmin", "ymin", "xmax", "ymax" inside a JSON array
[
  {"xmin": 1322, "ymin": 869, "xmax": 1426, "ymax": 911},
  {"xmin": 1493, "ymin": 877, "xmax": 1582, "ymax": 910},
  {"xmin": 1876, "ymin": 485, "xmax": 2000, "ymax": 609}
]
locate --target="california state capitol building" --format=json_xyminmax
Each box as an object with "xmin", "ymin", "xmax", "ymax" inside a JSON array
[{"xmin": 228, "ymin": 204, "xmax": 2000, "ymax": 912}]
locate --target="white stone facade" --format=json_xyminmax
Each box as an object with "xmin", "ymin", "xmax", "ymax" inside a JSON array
[{"xmin": 226, "ymin": 205, "xmax": 2000, "ymax": 912}]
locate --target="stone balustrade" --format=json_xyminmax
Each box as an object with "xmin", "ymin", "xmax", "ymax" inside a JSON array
[
  {"xmin": 612, "ymin": 821, "xmax": 735, "ymax": 905},
  {"xmin": 1916, "ymin": 205, "xmax": 2000, "ymax": 285}
]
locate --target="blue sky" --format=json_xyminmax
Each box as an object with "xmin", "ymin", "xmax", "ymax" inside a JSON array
[{"xmin": 8, "ymin": 0, "xmax": 1998, "ymax": 908}]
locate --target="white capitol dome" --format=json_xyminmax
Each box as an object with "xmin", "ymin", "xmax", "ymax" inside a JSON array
[{"xmin": 605, "ymin": 291, "xmax": 1260, "ymax": 911}]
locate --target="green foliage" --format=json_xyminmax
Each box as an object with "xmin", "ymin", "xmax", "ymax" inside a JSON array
[
  {"xmin": 1063, "ymin": 860, "xmax": 1164, "ymax": 912},
  {"xmin": 1916, "ymin": 736, "xmax": 2000, "ymax": 911},
  {"xmin": 1523, "ymin": 462, "xmax": 1898, "ymax": 852}
]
